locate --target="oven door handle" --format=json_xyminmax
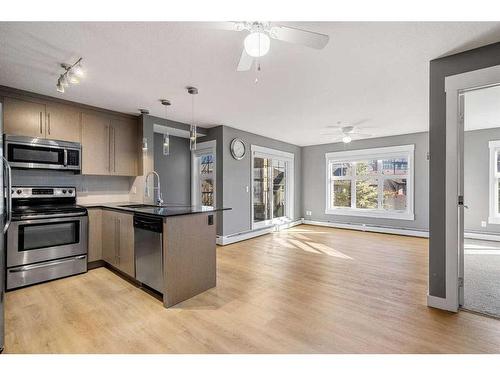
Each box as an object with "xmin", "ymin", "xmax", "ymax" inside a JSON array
[
  {"xmin": 16, "ymin": 212, "xmax": 87, "ymax": 221},
  {"xmin": 3, "ymin": 156, "xmax": 12, "ymax": 233},
  {"xmin": 8, "ymin": 255, "xmax": 87, "ymax": 273}
]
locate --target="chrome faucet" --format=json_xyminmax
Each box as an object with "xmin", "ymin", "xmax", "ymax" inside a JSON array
[{"xmin": 145, "ymin": 170, "xmax": 164, "ymax": 205}]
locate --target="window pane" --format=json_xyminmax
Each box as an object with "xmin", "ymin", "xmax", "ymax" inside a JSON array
[
  {"xmin": 331, "ymin": 162, "xmax": 351, "ymax": 177},
  {"xmin": 356, "ymin": 160, "xmax": 378, "ymax": 176},
  {"xmin": 356, "ymin": 179, "xmax": 378, "ymax": 209},
  {"xmin": 381, "ymin": 158, "xmax": 408, "ymax": 175},
  {"xmin": 273, "ymin": 160, "xmax": 286, "ymax": 218},
  {"xmin": 253, "ymin": 157, "xmax": 271, "ymax": 222},
  {"xmin": 383, "ymin": 178, "xmax": 407, "ymax": 211},
  {"xmin": 333, "ymin": 180, "xmax": 351, "ymax": 207}
]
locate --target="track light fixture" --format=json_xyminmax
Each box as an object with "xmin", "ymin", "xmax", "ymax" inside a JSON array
[{"xmin": 57, "ymin": 57, "xmax": 84, "ymax": 93}]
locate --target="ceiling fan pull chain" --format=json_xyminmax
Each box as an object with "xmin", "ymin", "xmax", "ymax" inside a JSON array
[{"xmin": 255, "ymin": 58, "xmax": 261, "ymax": 84}]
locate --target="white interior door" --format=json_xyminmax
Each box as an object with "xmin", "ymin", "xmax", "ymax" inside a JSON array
[{"xmin": 458, "ymin": 93, "xmax": 465, "ymax": 307}]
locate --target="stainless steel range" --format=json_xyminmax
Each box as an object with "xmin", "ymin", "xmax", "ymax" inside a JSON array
[{"xmin": 6, "ymin": 186, "xmax": 88, "ymax": 290}]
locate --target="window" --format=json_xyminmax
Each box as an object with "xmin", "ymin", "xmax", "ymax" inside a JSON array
[
  {"xmin": 252, "ymin": 145, "xmax": 294, "ymax": 229},
  {"xmin": 325, "ymin": 145, "xmax": 415, "ymax": 220},
  {"xmin": 488, "ymin": 140, "xmax": 500, "ymax": 223}
]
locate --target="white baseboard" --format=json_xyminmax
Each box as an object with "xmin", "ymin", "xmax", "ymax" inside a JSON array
[
  {"xmin": 302, "ymin": 220, "xmax": 429, "ymax": 238},
  {"xmin": 216, "ymin": 219, "xmax": 303, "ymax": 246},
  {"xmin": 427, "ymin": 294, "xmax": 457, "ymax": 312},
  {"xmin": 464, "ymin": 231, "xmax": 500, "ymax": 242}
]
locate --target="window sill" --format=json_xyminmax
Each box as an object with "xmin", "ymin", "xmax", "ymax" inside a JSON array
[{"xmin": 325, "ymin": 208, "xmax": 415, "ymax": 221}]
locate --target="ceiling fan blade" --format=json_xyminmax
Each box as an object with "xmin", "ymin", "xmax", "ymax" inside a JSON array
[
  {"xmin": 351, "ymin": 119, "xmax": 369, "ymax": 127},
  {"xmin": 269, "ymin": 25, "xmax": 329, "ymax": 49},
  {"xmin": 212, "ymin": 21, "xmax": 246, "ymax": 31},
  {"xmin": 350, "ymin": 133, "xmax": 372, "ymax": 138},
  {"xmin": 237, "ymin": 49, "xmax": 254, "ymax": 71}
]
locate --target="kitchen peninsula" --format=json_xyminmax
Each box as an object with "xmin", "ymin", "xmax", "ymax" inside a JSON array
[{"xmin": 84, "ymin": 203, "xmax": 229, "ymax": 307}]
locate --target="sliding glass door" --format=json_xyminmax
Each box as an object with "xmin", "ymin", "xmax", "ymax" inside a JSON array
[{"xmin": 252, "ymin": 146, "xmax": 294, "ymax": 229}]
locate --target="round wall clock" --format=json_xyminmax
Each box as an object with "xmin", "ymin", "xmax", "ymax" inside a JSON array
[{"xmin": 230, "ymin": 138, "xmax": 246, "ymax": 160}]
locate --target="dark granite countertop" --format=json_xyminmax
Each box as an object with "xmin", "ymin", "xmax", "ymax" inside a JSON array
[{"xmin": 80, "ymin": 202, "xmax": 230, "ymax": 218}]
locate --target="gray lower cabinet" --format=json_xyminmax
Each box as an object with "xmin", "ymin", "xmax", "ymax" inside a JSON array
[{"xmin": 101, "ymin": 210, "xmax": 135, "ymax": 278}]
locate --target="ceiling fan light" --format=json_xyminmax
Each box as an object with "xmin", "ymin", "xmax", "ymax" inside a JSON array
[
  {"xmin": 342, "ymin": 135, "xmax": 352, "ymax": 144},
  {"xmin": 244, "ymin": 32, "xmax": 270, "ymax": 57}
]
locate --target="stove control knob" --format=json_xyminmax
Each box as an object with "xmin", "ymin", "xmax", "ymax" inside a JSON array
[
  {"xmin": 68, "ymin": 189, "xmax": 73, "ymax": 194},
  {"xmin": 16, "ymin": 189, "xmax": 22, "ymax": 195},
  {"xmin": 62, "ymin": 189, "xmax": 67, "ymax": 194}
]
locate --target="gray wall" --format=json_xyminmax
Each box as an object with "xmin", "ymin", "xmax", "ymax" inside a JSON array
[
  {"xmin": 302, "ymin": 132, "xmax": 429, "ymax": 231},
  {"xmin": 154, "ymin": 133, "xmax": 191, "ymax": 205},
  {"xmin": 429, "ymin": 42, "xmax": 500, "ymax": 298},
  {"xmin": 464, "ymin": 128, "xmax": 500, "ymax": 234},
  {"xmin": 207, "ymin": 125, "xmax": 302, "ymax": 237}
]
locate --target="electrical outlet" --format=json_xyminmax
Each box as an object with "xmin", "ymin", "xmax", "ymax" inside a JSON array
[
  {"xmin": 306, "ymin": 210, "xmax": 312, "ymax": 216},
  {"xmin": 481, "ymin": 221, "xmax": 487, "ymax": 228}
]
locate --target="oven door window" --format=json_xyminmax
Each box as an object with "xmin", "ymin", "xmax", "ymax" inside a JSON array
[
  {"xmin": 19, "ymin": 221, "xmax": 80, "ymax": 251},
  {"xmin": 8, "ymin": 144, "xmax": 65, "ymax": 165}
]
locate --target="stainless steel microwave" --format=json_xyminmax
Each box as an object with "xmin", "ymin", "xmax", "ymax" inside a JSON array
[{"xmin": 4, "ymin": 135, "xmax": 81, "ymax": 172}]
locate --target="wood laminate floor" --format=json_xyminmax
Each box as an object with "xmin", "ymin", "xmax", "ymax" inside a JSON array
[{"xmin": 5, "ymin": 225, "xmax": 500, "ymax": 353}]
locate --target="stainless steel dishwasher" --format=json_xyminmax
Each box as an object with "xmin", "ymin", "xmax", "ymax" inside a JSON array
[{"xmin": 134, "ymin": 214, "xmax": 164, "ymax": 294}]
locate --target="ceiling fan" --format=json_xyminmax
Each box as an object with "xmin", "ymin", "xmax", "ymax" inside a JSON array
[
  {"xmin": 217, "ymin": 22, "xmax": 330, "ymax": 71},
  {"xmin": 321, "ymin": 122, "xmax": 372, "ymax": 144}
]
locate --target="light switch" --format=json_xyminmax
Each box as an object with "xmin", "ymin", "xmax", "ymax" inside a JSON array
[{"xmin": 246, "ymin": 186, "xmax": 249, "ymax": 193}]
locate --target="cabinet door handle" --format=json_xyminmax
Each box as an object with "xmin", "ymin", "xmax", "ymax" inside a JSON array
[
  {"xmin": 113, "ymin": 127, "xmax": 116, "ymax": 172},
  {"xmin": 107, "ymin": 125, "xmax": 111, "ymax": 172},
  {"xmin": 39, "ymin": 112, "xmax": 43, "ymax": 134},
  {"xmin": 48, "ymin": 113, "xmax": 51, "ymax": 135}
]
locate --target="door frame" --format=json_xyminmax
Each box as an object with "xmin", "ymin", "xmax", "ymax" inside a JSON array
[
  {"xmin": 250, "ymin": 145, "xmax": 295, "ymax": 230},
  {"xmin": 439, "ymin": 64, "xmax": 500, "ymax": 312},
  {"xmin": 191, "ymin": 140, "xmax": 216, "ymax": 207}
]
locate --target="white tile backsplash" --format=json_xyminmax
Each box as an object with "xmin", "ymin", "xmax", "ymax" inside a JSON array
[{"xmin": 12, "ymin": 169, "xmax": 135, "ymax": 204}]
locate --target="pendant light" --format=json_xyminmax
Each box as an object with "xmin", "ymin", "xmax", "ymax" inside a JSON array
[
  {"xmin": 161, "ymin": 99, "xmax": 171, "ymax": 156},
  {"xmin": 187, "ymin": 86, "xmax": 198, "ymax": 151}
]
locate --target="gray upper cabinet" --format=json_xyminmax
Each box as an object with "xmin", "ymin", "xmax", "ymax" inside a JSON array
[
  {"xmin": 45, "ymin": 103, "xmax": 81, "ymax": 143},
  {"xmin": 3, "ymin": 97, "xmax": 45, "ymax": 137},
  {"xmin": 3, "ymin": 97, "xmax": 81, "ymax": 142}
]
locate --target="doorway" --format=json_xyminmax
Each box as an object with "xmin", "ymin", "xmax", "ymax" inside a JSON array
[
  {"xmin": 251, "ymin": 145, "xmax": 294, "ymax": 230},
  {"xmin": 442, "ymin": 64, "xmax": 500, "ymax": 312},
  {"xmin": 462, "ymin": 84, "xmax": 500, "ymax": 317}
]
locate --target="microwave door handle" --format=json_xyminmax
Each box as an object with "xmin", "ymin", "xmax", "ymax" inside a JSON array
[
  {"xmin": 63, "ymin": 149, "xmax": 68, "ymax": 167},
  {"xmin": 3, "ymin": 156, "xmax": 12, "ymax": 233}
]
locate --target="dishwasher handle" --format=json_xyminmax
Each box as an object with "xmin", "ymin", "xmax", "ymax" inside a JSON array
[{"xmin": 133, "ymin": 214, "xmax": 163, "ymax": 233}]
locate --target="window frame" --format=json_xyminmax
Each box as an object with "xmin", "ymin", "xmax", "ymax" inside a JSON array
[
  {"xmin": 488, "ymin": 140, "xmax": 500, "ymax": 224},
  {"xmin": 325, "ymin": 144, "xmax": 415, "ymax": 220},
  {"xmin": 251, "ymin": 145, "xmax": 295, "ymax": 230}
]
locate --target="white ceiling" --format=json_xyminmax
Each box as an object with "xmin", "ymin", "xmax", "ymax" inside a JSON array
[
  {"xmin": 465, "ymin": 84, "xmax": 500, "ymax": 131},
  {"xmin": 1, "ymin": 22, "xmax": 500, "ymax": 146}
]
